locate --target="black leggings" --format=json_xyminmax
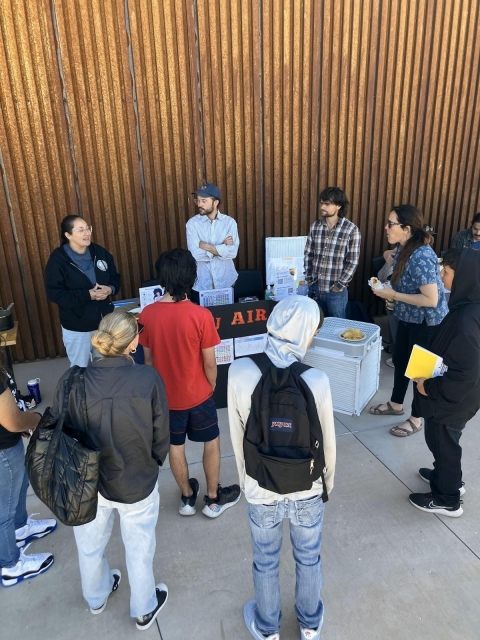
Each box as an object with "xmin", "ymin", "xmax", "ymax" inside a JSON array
[{"xmin": 391, "ymin": 319, "xmax": 438, "ymax": 418}]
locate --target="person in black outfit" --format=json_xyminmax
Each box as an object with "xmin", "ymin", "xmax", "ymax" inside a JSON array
[
  {"xmin": 52, "ymin": 310, "xmax": 170, "ymax": 629},
  {"xmin": 410, "ymin": 248, "xmax": 480, "ymax": 517},
  {"xmin": 45, "ymin": 216, "xmax": 121, "ymax": 367}
]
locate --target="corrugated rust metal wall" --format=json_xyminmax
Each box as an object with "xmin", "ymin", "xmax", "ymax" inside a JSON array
[{"xmin": 1, "ymin": 0, "xmax": 479, "ymax": 362}]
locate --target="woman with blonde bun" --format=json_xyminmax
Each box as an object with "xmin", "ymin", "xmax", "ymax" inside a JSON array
[{"xmin": 51, "ymin": 310, "xmax": 170, "ymax": 631}]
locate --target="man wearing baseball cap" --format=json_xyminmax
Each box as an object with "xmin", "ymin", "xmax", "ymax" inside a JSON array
[{"xmin": 186, "ymin": 183, "xmax": 240, "ymax": 301}]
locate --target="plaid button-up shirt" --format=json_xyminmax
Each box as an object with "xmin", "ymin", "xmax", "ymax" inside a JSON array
[{"xmin": 304, "ymin": 217, "xmax": 361, "ymax": 292}]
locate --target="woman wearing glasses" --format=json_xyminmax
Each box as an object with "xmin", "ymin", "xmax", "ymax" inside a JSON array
[
  {"xmin": 370, "ymin": 205, "xmax": 448, "ymax": 437},
  {"xmin": 45, "ymin": 215, "xmax": 121, "ymax": 367},
  {"xmin": 51, "ymin": 310, "xmax": 170, "ymax": 629}
]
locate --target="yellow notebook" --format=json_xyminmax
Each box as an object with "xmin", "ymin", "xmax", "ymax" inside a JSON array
[{"xmin": 405, "ymin": 344, "xmax": 446, "ymax": 380}]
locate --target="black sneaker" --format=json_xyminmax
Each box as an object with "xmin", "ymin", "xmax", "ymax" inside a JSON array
[
  {"xmin": 409, "ymin": 492, "xmax": 463, "ymax": 517},
  {"xmin": 136, "ymin": 583, "xmax": 168, "ymax": 631},
  {"xmin": 90, "ymin": 570, "xmax": 121, "ymax": 614},
  {"xmin": 418, "ymin": 468, "xmax": 465, "ymax": 496},
  {"xmin": 202, "ymin": 484, "xmax": 241, "ymax": 518},
  {"xmin": 179, "ymin": 478, "xmax": 199, "ymax": 516}
]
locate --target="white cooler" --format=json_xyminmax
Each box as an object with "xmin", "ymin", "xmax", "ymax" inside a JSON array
[{"xmin": 303, "ymin": 317, "xmax": 381, "ymax": 416}]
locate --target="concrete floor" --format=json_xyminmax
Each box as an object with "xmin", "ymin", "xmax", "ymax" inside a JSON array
[{"xmin": 2, "ymin": 345, "xmax": 480, "ymax": 640}]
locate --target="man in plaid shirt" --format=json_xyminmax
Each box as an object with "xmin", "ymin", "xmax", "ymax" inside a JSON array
[
  {"xmin": 304, "ymin": 187, "xmax": 361, "ymax": 318},
  {"xmin": 450, "ymin": 213, "xmax": 480, "ymax": 249}
]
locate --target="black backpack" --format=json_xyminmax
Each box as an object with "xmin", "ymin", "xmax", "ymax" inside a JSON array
[{"xmin": 243, "ymin": 353, "xmax": 328, "ymax": 501}]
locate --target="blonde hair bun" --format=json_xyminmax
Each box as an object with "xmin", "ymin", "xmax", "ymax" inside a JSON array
[
  {"xmin": 91, "ymin": 310, "xmax": 138, "ymax": 358},
  {"xmin": 91, "ymin": 330, "xmax": 115, "ymax": 356}
]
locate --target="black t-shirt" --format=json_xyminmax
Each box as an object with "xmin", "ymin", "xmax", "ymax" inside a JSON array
[{"xmin": 0, "ymin": 373, "xmax": 22, "ymax": 450}]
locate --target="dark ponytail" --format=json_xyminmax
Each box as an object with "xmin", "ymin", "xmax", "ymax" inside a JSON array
[
  {"xmin": 60, "ymin": 215, "xmax": 82, "ymax": 244},
  {"xmin": 390, "ymin": 205, "xmax": 433, "ymax": 285}
]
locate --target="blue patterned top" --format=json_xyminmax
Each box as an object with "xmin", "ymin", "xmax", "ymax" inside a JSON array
[{"xmin": 393, "ymin": 245, "xmax": 448, "ymax": 326}]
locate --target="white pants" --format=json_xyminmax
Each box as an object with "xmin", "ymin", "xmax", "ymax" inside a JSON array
[
  {"xmin": 73, "ymin": 483, "xmax": 160, "ymax": 617},
  {"xmin": 61, "ymin": 327, "xmax": 96, "ymax": 367}
]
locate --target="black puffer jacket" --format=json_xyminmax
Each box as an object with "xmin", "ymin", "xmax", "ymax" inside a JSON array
[
  {"xmin": 416, "ymin": 249, "xmax": 480, "ymax": 424},
  {"xmin": 52, "ymin": 357, "xmax": 170, "ymax": 503},
  {"xmin": 45, "ymin": 243, "xmax": 121, "ymax": 332}
]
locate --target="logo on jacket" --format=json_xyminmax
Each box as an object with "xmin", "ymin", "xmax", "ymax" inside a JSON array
[
  {"xmin": 270, "ymin": 418, "xmax": 293, "ymax": 432},
  {"xmin": 96, "ymin": 259, "xmax": 108, "ymax": 271}
]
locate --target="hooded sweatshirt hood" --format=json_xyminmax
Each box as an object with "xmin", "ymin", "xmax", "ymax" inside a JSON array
[
  {"xmin": 265, "ymin": 295, "xmax": 321, "ymax": 368},
  {"xmin": 448, "ymin": 248, "xmax": 480, "ymax": 311}
]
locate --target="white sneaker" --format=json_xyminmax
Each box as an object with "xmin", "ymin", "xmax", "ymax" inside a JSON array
[
  {"xmin": 1, "ymin": 545, "xmax": 54, "ymax": 587},
  {"xmin": 385, "ymin": 358, "xmax": 394, "ymax": 368},
  {"xmin": 300, "ymin": 615, "xmax": 323, "ymax": 639},
  {"xmin": 136, "ymin": 583, "xmax": 169, "ymax": 630},
  {"xmin": 90, "ymin": 570, "xmax": 121, "ymax": 614},
  {"xmin": 15, "ymin": 515, "xmax": 57, "ymax": 547},
  {"xmin": 243, "ymin": 599, "xmax": 280, "ymax": 640},
  {"xmin": 179, "ymin": 478, "xmax": 199, "ymax": 516}
]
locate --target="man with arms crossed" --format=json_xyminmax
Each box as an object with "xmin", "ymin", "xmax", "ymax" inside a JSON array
[
  {"xmin": 186, "ymin": 183, "xmax": 239, "ymax": 302},
  {"xmin": 304, "ymin": 187, "xmax": 361, "ymax": 318}
]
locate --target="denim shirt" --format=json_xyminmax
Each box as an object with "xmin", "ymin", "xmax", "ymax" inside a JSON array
[{"xmin": 393, "ymin": 245, "xmax": 448, "ymax": 326}]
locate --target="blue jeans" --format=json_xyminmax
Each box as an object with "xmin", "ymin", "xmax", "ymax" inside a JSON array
[
  {"xmin": 0, "ymin": 440, "xmax": 29, "ymax": 568},
  {"xmin": 247, "ymin": 495, "xmax": 325, "ymax": 635},
  {"xmin": 73, "ymin": 482, "xmax": 160, "ymax": 617},
  {"xmin": 309, "ymin": 285, "xmax": 348, "ymax": 319}
]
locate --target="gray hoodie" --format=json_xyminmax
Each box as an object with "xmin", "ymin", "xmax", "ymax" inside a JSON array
[{"xmin": 227, "ymin": 296, "xmax": 336, "ymax": 504}]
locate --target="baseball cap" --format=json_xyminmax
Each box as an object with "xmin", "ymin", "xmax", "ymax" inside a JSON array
[{"xmin": 192, "ymin": 183, "xmax": 221, "ymax": 200}]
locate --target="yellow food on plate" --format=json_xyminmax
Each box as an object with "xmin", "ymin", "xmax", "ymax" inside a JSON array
[{"xmin": 340, "ymin": 327, "xmax": 365, "ymax": 341}]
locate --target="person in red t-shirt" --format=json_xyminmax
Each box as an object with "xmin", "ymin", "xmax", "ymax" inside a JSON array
[{"xmin": 139, "ymin": 249, "xmax": 240, "ymax": 518}]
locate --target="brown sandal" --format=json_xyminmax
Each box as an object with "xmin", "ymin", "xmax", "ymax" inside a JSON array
[
  {"xmin": 390, "ymin": 418, "xmax": 423, "ymax": 437},
  {"xmin": 369, "ymin": 401, "xmax": 404, "ymax": 416}
]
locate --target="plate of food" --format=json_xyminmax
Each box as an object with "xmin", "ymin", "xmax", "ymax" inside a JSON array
[{"xmin": 339, "ymin": 328, "xmax": 366, "ymax": 342}]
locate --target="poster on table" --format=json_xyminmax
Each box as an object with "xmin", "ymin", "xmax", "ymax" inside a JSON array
[
  {"xmin": 139, "ymin": 285, "xmax": 165, "ymax": 310},
  {"xmin": 265, "ymin": 236, "xmax": 308, "ymax": 299},
  {"xmin": 215, "ymin": 339, "xmax": 234, "ymax": 365},
  {"xmin": 266, "ymin": 257, "xmax": 305, "ymax": 298},
  {"xmin": 199, "ymin": 288, "xmax": 234, "ymax": 307},
  {"xmin": 234, "ymin": 334, "xmax": 268, "ymax": 358}
]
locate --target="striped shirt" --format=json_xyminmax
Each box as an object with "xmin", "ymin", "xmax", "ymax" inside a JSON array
[{"xmin": 304, "ymin": 217, "xmax": 361, "ymax": 292}]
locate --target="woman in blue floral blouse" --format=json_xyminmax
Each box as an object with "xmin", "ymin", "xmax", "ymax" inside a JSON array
[{"xmin": 370, "ymin": 205, "xmax": 448, "ymax": 436}]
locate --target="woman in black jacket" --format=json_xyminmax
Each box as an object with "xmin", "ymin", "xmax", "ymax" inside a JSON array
[
  {"xmin": 45, "ymin": 216, "xmax": 121, "ymax": 367},
  {"xmin": 52, "ymin": 310, "xmax": 170, "ymax": 630},
  {"xmin": 410, "ymin": 248, "xmax": 480, "ymax": 517}
]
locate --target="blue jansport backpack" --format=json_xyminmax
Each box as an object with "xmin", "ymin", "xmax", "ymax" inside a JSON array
[{"xmin": 243, "ymin": 353, "xmax": 328, "ymax": 501}]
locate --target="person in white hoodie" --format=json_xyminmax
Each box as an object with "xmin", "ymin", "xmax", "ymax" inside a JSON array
[{"xmin": 228, "ymin": 296, "xmax": 336, "ymax": 640}]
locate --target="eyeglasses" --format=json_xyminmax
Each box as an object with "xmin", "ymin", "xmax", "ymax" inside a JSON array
[
  {"xmin": 137, "ymin": 322, "xmax": 145, "ymax": 336},
  {"xmin": 73, "ymin": 226, "xmax": 93, "ymax": 234},
  {"xmin": 386, "ymin": 221, "xmax": 402, "ymax": 228},
  {"xmin": 193, "ymin": 197, "xmax": 212, "ymax": 205}
]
